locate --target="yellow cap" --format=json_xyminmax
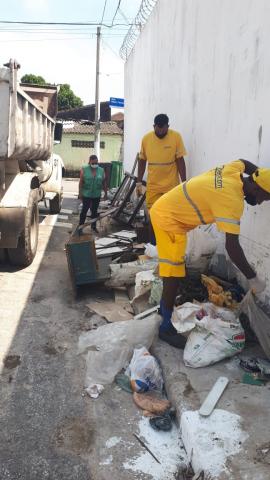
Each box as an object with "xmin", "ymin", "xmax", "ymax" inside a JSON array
[{"xmin": 252, "ymin": 168, "xmax": 270, "ymax": 193}]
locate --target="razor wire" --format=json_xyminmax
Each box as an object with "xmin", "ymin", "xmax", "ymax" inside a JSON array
[{"xmin": 119, "ymin": 0, "xmax": 157, "ymax": 61}]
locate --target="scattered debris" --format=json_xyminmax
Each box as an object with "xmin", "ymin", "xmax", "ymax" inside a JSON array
[
  {"xmin": 241, "ymin": 292, "xmax": 270, "ymax": 359},
  {"xmin": 133, "ymin": 433, "xmax": 161, "ymax": 464},
  {"xmin": 86, "ymin": 301, "xmax": 133, "ymax": 323},
  {"xmin": 241, "ymin": 372, "xmax": 265, "ymax": 386},
  {"xmin": 199, "ymin": 377, "xmax": 229, "ymax": 417},
  {"xmin": 133, "ymin": 392, "xmax": 170, "ymax": 416},
  {"xmin": 78, "ymin": 314, "xmax": 160, "ymax": 394},
  {"xmin": 85, "ymin": 384, "xmax": 104, "ymax": 399},
  {"xmin": 126, "ymin": 347, "xmax": 163, "ymax": 393}
]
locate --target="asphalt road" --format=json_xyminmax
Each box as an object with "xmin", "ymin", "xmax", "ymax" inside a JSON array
[{"xmin": 0, "ymin": 179, "xmax": 185, "ymax": 480}]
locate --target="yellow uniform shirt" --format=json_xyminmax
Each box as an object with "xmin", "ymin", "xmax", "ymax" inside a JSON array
[
  {"xmin": 139, "ymin": 129, "xmax": 187, "ymax": 194},
  {"xmin": 151, "ymin": 160, "xmax": 245, "ymax": 235}
]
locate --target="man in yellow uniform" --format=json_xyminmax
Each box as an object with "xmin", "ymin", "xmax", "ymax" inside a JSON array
[
  {"xmin": 150, "ymin": 159, "xmax": 270, "ymax": 347},
  {"xmin": 136, "ymin": 114, "xmax": 186, "ymax": 241}
]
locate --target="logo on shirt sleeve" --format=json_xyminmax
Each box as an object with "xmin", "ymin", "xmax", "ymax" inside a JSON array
[{"xmin": 215, "ymin": 166, "xmax": 224, "ymax": 189}]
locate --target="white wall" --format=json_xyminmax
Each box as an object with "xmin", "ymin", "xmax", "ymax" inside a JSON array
[{"xmin": 124, "ymin": 0, "xmax": 270, "ymax": 300}]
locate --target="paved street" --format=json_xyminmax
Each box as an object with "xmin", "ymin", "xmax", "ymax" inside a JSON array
[{"xmin": 0, "ymin": 179, "xmax": 185, "ymax": 480}]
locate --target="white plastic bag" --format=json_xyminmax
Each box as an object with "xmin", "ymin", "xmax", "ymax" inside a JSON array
[
  {"xmin": 106, "ymin": 259, "xmax": 157, "ymax": 288},
  {"xmin": 183, "ymin": 305, "xmax": 245, "ymax": 368},
  {"xmin": 78, "ymin": 314, "xmax": 161, "ymax": 389},
  {"xmin": 134, "ymin": 270, "xmax": 155, "ymax": 297},
  {"xmin": 125, "ymin": 346, "xmax": 163, "ymax": 392},
  {"xmin": 172, "ymin": 303, "xmax": 202, "ymax": 334},
  {"xmin": 144, "ymin": 243, "xmax": 158, "ymax": 259},
  {"xmin": 240, "ymin": 291, "xmax": 270, "ymax": 359},
  {"xmin": 186, "ymin": 225, "xmax": 218, "ymax": 272}
]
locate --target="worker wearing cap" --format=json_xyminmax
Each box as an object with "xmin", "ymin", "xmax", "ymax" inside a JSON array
[
  {"xmin": 150, "ymin": 159, "xmax": 270, "ymax": 347},
  {"xmin": 136, "ymin": 113, "xmax": 187, "ymax": 210}
]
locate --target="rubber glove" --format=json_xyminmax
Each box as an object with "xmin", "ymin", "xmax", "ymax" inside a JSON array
[
  {"xmin": 136, "ymin": 182, "xmax": 143, "ymax": 197},
  {"xmin": 248, "ymin": 275, "xmax": 266, "ymax": 294}
]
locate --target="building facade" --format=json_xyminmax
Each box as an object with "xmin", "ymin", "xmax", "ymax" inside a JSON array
[{"xmin": 54, "ymin": 122, "xmax": 123, "ymax": 175}]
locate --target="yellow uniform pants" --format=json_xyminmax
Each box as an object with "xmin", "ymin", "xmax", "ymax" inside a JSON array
[
  {"xmin": 146, "ymin": 190, "xmax": 164, "ymax": 210},
  {"xmin": 150, "ymin": 211, "xmax": 187, "ymax": 277}
]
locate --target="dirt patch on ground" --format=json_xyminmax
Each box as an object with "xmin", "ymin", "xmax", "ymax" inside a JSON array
[
  {"xmin": 183, "ymin": 380, "xmax": 195, "ymax": 397},
  {"xmin": 255, "ymin": 442, "xmax": 270, "ymax": 465},
  {"xmin": 53, "ymin": 417, "xmax": 95, "ymax": 456},
  {"xmin": 4, "ymin": 355, "xmax": 21, "ymax": 369}
]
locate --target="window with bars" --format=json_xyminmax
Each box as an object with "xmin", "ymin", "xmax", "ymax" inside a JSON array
[{"xmin": 71, "ymin": 140, "xmax": 105, "ymax": 148}]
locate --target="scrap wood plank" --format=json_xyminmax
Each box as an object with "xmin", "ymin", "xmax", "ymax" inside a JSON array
[
  {"xmin": 86, "ymin": 301, "xmax": 133, "ymax": 323},
  {"xmin": 199, "ymin": 377, "xmax": 229, "ymax": 417}
]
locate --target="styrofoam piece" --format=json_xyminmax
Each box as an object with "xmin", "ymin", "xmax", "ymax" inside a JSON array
[
  {"xmin": 111, "ymin": 230, "xmax": 137, "ymax": 240},
  {"xmin": 134, "ymin": 305, "xmax": 160, "ymax": 320},
  {"xmin": 95, "ymin": 237, "xmax": 118, "ymax": 247},
  {"xmin": 199, "ymin": 377, "xmax": 229, "ymax": 417},
  {"xmin": 96, "ymin": 246, "xmax": 124, "ymax": 257},
  {"xmin": 60, "ymin": 209, "xmax": 73, "ymax": 214},
  {"xmin": 55, "ymin": 222, "xmax": 73, "ymax": 229}
]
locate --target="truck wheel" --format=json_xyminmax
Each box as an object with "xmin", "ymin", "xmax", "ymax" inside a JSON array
[
  {"xmin": 49, "ymin": 192, "xmax": 62, "ymax": 214},
  {"xmin": 8, "ymin": 191, "xmax": 39, "ymax": 267}
]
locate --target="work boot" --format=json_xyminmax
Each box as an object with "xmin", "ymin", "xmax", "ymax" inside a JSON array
[
  {"xmin": 159, "ymin": 326, "xmax": 187, "ymax": 349},
  {"xmin": 159, "ymin": 300, "xmax": 187, "ymax": 349}
]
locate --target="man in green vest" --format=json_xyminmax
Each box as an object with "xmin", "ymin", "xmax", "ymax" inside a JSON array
[{"xmin": 79, "ymin": 154, "xmax": 107, "ymax": 232}]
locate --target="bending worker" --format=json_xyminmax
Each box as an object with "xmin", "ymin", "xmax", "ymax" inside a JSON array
[
  {"xmin": 150, "ymin": 159, "xmax": 270, "ymax": 346},
  {"xmin": 136, "ymin": 114, "xmax": 187, "ymax": 241},
  {"xmin": 78, "ymin": 154, "xmax": 107, "ymax": 232}
]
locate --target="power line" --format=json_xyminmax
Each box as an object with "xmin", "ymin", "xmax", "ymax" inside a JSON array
[
  {"xmin": 111, "ymin": 0, "xmax": 122, "ymax": 27},
  {"xmin": 0, "ymin": 20, "xmax": 130, "ymax": 27},
  {"xmin": 100, "ymin": 0, "xmax": 108, "ymax": 25}
]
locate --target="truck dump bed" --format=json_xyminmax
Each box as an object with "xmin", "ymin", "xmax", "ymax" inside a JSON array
[{"xmin": 0, "ymin": 61, "xmax": 57, "ymax": 162}]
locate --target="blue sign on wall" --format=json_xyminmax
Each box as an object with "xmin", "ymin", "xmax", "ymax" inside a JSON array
[{"xmin": 109, "ymin": 97, "xmax": 124, "ymax": 108}]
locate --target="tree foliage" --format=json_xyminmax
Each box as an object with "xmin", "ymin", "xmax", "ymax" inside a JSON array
[
  {"xmin": 20, "ymin": 74, "xmax": 83, "ymax": 110},
  {"xmin": 21, "ymin": 73, "xmax": 46, "ymax": 85},
  {"xmin": 58, "ymin": 84, "xmax": 83, "ymax": 111}
]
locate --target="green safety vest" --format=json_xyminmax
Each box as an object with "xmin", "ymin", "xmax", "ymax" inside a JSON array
[{"xmin": 82, "ymin": 165, "xmax": 104, "ymax": 198}]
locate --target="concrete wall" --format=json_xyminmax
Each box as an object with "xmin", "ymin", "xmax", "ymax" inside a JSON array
[
  {"xmin": 54, "ymin": 133, "xmax": 122, "ymax": 173},
  {"xmin": 124, "ymin": 0, "xmax": 270, "ymax": 299}
]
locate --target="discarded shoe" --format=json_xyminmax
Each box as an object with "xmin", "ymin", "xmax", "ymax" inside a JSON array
[{"xmin": 159, "ymin": 325, "xmax": 187, "ymax": 349}]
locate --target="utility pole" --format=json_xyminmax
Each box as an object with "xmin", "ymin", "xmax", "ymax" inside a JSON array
[{"xmin": 94, "ymin": 26, "xmax": 101, "ymax": 158}]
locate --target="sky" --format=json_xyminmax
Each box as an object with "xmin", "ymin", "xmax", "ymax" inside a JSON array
[{"xmin": 0, "ymin": 0, "xmax": 142, "ymax": 105}]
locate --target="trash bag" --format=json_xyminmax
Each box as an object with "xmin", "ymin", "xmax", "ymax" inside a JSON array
[
  {"xmin": 78, "ymin": 314, "xmax": 161, "ymax": 391},
  {"xmin": 125, "ymin": 346, "xmax": 163, "ymax": 392},
  {"xmin": 182, "ymin": 304, "xmax": 245, "ymax": 368},
  {"xmin": 240, "ymin": 291, "xmax": 270, "ymax": 359},
  {"xmin": 134, "ymin": 270, "xmax": 155, "ymax": 298},
  {"xmin": 144, "ymin": 243, "xmax": 158, "ymax": 259},
  {"xmin": 186, "ymin": 225, "xmax": 218, "ymax": 273},
  {"xmin": 105, "ymin": 259, "xmax": 158, "ymax": 288}
]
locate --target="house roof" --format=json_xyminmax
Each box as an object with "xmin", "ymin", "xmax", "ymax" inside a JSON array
[
  {"xmin": 57, "ymin": 101, "xmax": 111, "ymax": 122},
  {"xmin": 111, "ymin": 112, "xmax": 124, "ymax": 121},
  {"xmin": 63, "ymin": 121, "xmax": 123, "ymax": 135}
]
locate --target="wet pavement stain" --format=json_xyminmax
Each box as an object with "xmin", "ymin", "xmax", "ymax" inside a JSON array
[
  {"xmin": 4, "ymin": 355, "xmax": 21, "ymax": 369},
  {"xmin": 53, "ymin": 417, "xmax": 95, "ymax": 456}
]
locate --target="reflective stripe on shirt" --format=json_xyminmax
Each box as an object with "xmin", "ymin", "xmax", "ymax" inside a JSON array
[
  {"xmin": 182, "ymin": 182, "xmax": 206, "ymax": 225},
  {"xmin": 159, "ymin": 258, "xmax": 185, "ymax": 266},
  {"xmin": 215, "ymin": 217, "xmax": 240, "ymax": 225},
  {"xmin": 148, "ymin": 160, "xmax": 176, "ymax": 166}
]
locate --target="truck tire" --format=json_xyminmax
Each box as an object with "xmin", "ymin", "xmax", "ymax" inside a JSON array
[
  {"xmin": 8, "ymin": 191, "xmax": 39, "ymax": 267},
  {"xmin": 49, "ymin": 192, "xmax": 62, "ymax": 214}
]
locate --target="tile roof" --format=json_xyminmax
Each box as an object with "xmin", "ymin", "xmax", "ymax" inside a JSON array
[{"xmin": 63, "ymin": 121, "xmax": 123, "ymax": 135}]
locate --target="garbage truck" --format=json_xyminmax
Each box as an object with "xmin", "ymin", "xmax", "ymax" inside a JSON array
[{"xmin": 0, "ymin": 59, "xmax": 64, "ymax": 267}]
